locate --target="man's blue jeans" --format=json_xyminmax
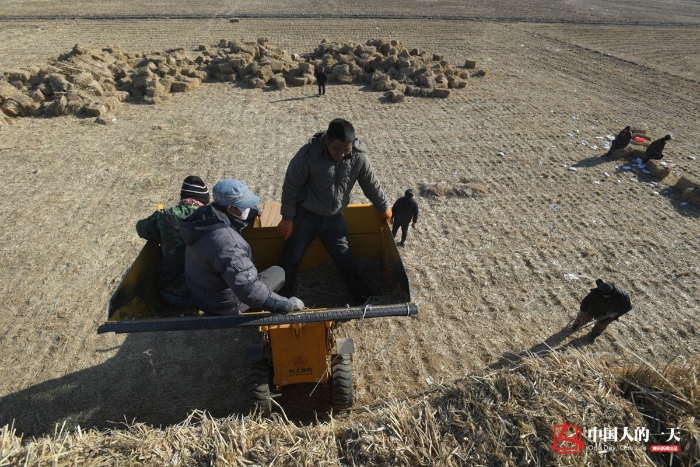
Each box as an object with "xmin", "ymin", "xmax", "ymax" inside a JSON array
[{"xmin": 280, "ymin": 207, "xmax": 368, "ymax": 301}]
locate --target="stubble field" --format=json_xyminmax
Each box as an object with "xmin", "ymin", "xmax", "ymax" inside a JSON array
[{"xmin": 1, "ymin": 6, "xmax": 700, "ymax": 439}]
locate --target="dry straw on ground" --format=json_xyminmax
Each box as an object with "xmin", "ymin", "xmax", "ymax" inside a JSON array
[{"xmin": 2, "ymin": 351, "xmax": 697, "ymax": 466}]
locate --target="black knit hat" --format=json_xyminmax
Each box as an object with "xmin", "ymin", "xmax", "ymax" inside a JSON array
[
  {"xmin": 595, "ymin": 279, "xmax": 614, "ymax": 295},
  {"xmin": 405, "ymin": 189, "xmax": 414, "ymax": 197},
  {"xmin": 180, "ymin": 175, "xmax": 209, "ymax": 204}
]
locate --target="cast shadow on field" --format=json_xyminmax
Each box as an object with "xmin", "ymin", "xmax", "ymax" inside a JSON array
[
  {"xmin": 488, "ymin": 326, "xmax": 592, "ymax": 371},
  {"xmin": 0, "ymin": 327, "xmax": 330, "ymax": 437},
  {"xmin": 572, "ymin": 153, "xmax": 612, "ymax": 168},
  {"xmin": 661, "ymin": 187, "xmax": 700, "ymax": 218},
  {"xmin": 267, "ymin": 95, "xmax": 315, "ymax": 103}
]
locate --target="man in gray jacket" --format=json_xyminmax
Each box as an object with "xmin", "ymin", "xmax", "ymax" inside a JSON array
[
  {"xmin": 181, "ymin": 179, "xmax": 304, "ymax": 315},
  {"xmin": 277, "ymin": 118, "xmax": 392, "ymax": 304}
]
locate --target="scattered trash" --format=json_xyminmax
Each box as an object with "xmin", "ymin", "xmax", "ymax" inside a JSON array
[
  {"xmin": 660, "ymin": 161, "xmax": 668, "ymax": 166},
  {"xmin": 426, "ymin": 376, "xmax": 434, "ymax": 385},
  {"xmin": 591, "ymin": 145, "xmax": 597, "ymax": 150},
  {"xmin": 633, "ymin": 158, "xmax": 643, "ymax": 164},
  {"xmin": 643, "ymin": 169, "xmax": 651, "ymax": 174},
  {"xmin": 633, "ymin": 136, "xmax": 645, "ymax": 143},
  {"xmin": 616, "ymin": 180, "xmax": 622, "ymax": 184},
  {"xmin": 653, "ymin": 191, "xmax": 659, "ymax": 195},
  {"xmin": 606, "ymin": 135, "xmax": 616, "ymax": 141},
  {"xmin": 662, "ymin": 190, "xmax": 669, "ymax": 194},
  {"xmin": 575, "ymin": 129, "xmax": 580, "ymax": 133},
  {"xmin": 551, "ymin": 205, "xmax": 557, "ymax": 210},
  {"xmin": 595, "ymin": 136, "xmax": 605, "ymax": 140},
  {"xmin": 581, "ymin": 141, "xmax": 588, "ymax": 145},
  {"xmin": 572, "ymin": 116, "xmax": 577, "ymax": 120},
  {"xmin": 622, "ymin": 166, "xmax": 631, "ymax": 170},
  {"xmin": 552, "ymin": 145, "xmax": 557, "ymax": 148},
  {"xmin": 564, "ymin": 273, "xmax": 583, "ymax": 280},
  {"xmin": 567, "ymin": 133, "xmax": 573, "ymax": 137},
  {"xmin": 590, "ymin": 125, "xmax": 595, "ymax": 129},
  {"xmin": 569, "ymin": 167, "xmax": 577, "ymax": 171},
  {"xmin": 561, "ymin": 163, "xmax": 567, "ymax": 168},
  {"xmin": 112, "ymin": 117, "xmax": 117, "ymax": 122},
  {"xmin": 604, "ymin": 172, "xmax": 610, "ymax": 177},
  {"xmin": 690, "ymin": 156, "xmax": 697, "ymax": 161},
  {"xmin": 498, "ymin": 151, "xmax": 505, "ymax": 156},
  {"xmin": 604, "ymin": 143, "xmax": 610, "ymax": 149},
  {"xmin": 681, "ymin": 202, "xmax": 689, "ymax": 206},
  {"xmin": 594, "ymin": 180, "xmax": 600, "ymax": 184}
]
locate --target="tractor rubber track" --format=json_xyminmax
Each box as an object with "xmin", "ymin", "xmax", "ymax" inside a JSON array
[{"xmin": 97, "ymin": 303, "xmax": 418, "ymax": 334}]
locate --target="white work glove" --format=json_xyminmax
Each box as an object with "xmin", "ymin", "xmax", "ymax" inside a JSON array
[{"xmin": 289, "ymin": 297, "xmax": 305, "ymax": 311}]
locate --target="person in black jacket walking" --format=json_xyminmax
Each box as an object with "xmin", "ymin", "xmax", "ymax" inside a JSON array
[
  {"xmin": 316, "ymin": 67, "xmax": 328, "ymax": 96},
  {"xmin": 570, "ymin": 279, "xmax": 632, "ymax": 343},
  {"xmin": 390, "ymin": 189, "xmax": 419, "ymax": 246},
  {"xmin": 604, "ymin": 126, "xmax": 632, "ymax": 157},
  {"xmin": 642, "ymin": 134, "xmax": 672, "ymax": 162}
]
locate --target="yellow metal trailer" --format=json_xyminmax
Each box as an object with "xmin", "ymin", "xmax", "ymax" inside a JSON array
[{"xmin": 99, "ymin": 204, "xmax": 417, "ymax": 410}]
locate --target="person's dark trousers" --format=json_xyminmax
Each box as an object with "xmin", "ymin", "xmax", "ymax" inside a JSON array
[
  {"xmin": 280, "ymin": 207, "xmax": 367, "ymax": 300},
  {"xmin": 392, "ymin": 222, "xmax": 409, "ymax": 244},
  {"xmin": 318, "ymin": 83, "xmax": 326, "ymax": 95},
  {"xmin": 240, "ymin": 265, "xmax": 285, "ymax": 312}
]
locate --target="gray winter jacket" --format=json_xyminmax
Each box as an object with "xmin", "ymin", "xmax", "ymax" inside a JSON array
[
  {"xmin": 281, "ymin": 131, "xmax": 389, "ymax": 220},
  {"xmin": 180, "ymin": 205, "xmax": 292, "ymax": 315}
]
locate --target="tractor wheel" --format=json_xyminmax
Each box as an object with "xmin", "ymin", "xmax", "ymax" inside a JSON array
[
  {"xmin": 249, "ymin": 360, "xmax": 272, "ymax": 413},
  {"xmin": 331, "ymin": 354, "xmax": 353, "ymax": 409}
]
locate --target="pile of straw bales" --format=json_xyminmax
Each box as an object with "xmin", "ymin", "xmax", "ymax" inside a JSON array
[{"xmin": 0, "ymin": 38, "xmax": 486, "ymax": 124}]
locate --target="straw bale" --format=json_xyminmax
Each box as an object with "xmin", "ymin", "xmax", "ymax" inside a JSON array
[
  {"xmin": 1, "ymin": 94, "xmax": 40, "ymax": 117},
  {"xmin": 271, "ymin": 75, "xmax": 286, "ymax": 90},
  {"xmin": 46, "ymin": 73, "xmax": 71, "ymax": 93},
  {"xmin": 681, "ymin": 188, "xmax": 700, "ymax": 208},
  {"xmin": 675, "ymin": 175, "xmax": 699, "ymax": 192},
  {"xmin": 248, "ymin": 77, "xmax": 266, "ymax": 88},
  {"xmin": 644, "ymin": 160, "xmax": 671, "ymax": 179},
  {"xmin": 286, "ymin": 76, "xmax": 307, "ymax": 86},
  {"xmin": 29, "ymin": 89, "xmax": 45, "ymax": 102},
  {"xmin": 169, "ymin": 80, "xmax": 193, "ymax": 92},
  {"xmin": 386, "ymin": 89, "xmax": 405, "ymax": 103},
  {"xmin": 464, "ymin": 59, "xmax": 478, "ymax": 69},
  {"xmin": 474, "ymin": 68, "xmax": 489, "ymax": 77},
  {"xmin": 431, "ymin": 88, "xmax": 451, "ymax": 98}
]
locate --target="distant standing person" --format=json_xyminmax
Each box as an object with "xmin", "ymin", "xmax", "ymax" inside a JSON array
[
  {"xmin": 316, "ymin": 67, "xmax": 327, "ymax": 96},
  {"xmin": 136, "ymin": 175, "xmax": 210, "ymax": 307},
  {"xmin": 604, "ymin": 125, "xmax": 632, "ymax": 157},
  {"xmin": 642, "ymin": 134, "xmax": 672, "ymax": 162},
  {"xmin": 391, "ymin": 189, "xmax": 419, "ymax": 247},
  {"xmin": 570, "ymin": 279, "xmax": 632, "ymax": 343}
]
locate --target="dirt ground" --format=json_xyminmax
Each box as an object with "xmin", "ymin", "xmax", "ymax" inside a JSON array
[{"xmin": 1, "ymin": 5, "xmax": 700, "ymax": 436}]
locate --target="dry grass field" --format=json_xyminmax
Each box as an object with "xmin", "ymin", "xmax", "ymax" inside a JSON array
[{"xmin": 1, "ymin": 0, "xmax": 700, "ymax": 463}]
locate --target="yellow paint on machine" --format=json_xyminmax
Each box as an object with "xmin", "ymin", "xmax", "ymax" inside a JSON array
[{"xmin": 269, "ymin": 322, "xmax": 330, "ymax": 386}]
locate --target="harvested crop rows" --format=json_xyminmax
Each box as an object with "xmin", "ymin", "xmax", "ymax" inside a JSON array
[{"xmin": 1, "ymin": 12, "xmax": 699, "ymax": 439}]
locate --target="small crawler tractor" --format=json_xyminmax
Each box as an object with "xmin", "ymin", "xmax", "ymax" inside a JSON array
[{"xmin": 99, "ymin": 203, "xmax": 417, "ymax": 410}]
